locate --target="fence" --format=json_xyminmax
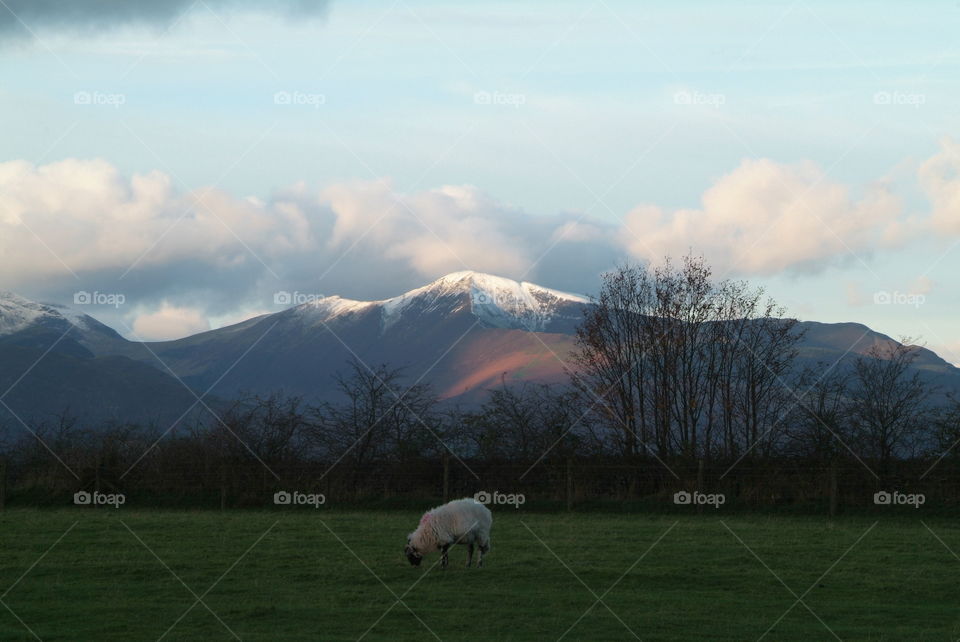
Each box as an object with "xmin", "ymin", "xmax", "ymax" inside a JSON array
[{"xmin": 3, "ymin": 453, "xmax": 960, "ymax": 513}]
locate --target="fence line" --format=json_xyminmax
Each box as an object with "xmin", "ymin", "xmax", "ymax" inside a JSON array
[{"xmin": 3, "ymin": 453, "xmax": 958, "ymax": 510}]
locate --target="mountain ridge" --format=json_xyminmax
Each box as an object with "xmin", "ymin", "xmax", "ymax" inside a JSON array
[
  {"xmin": 287, "ymin": 270, "xmax": 590, "ymax": 334},
  {"xmin": 0, "ymin": 272, "xmax": 957, "ymax": 426}
]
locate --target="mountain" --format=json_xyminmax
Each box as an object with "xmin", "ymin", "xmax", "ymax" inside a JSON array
[
  {"xmin": 1, "ymin": 273, "xmax": 958, "ymax": 427},
  {"xmin": 0, "ymin": 291, "xmax": 123, "ymax": 349},
  {"xmin": 793, "ymin": 320, "xmax": 960, "ymax": 401},
  {"xmin": 0, "ymin": 292, "xmax": 205, "ymax": 429},
  {"xmin": 99, "ymin": 271, "xmax": 588, "ymax": 403},
  {"xmin": 95, "ymin": 271, "xmax": 960, "ymax": 404}
]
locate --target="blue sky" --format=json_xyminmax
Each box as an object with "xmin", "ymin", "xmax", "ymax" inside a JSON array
[{"xmin": 0, "ymin": 0, "xmax": 957, "ymax": 361}]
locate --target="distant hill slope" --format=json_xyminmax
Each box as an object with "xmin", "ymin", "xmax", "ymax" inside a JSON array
[
  {"xmin": 1, "ymin": 274, "xmax": 957, "ymax": 426},
  {"xmin": 0, "ymin": 292, "xmax": 208, "ymax": 428}
]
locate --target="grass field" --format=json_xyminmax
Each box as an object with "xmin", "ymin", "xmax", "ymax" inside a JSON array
[{"xmin": 0, "ymin": 508, "xmax": 958, "ymax": 640}]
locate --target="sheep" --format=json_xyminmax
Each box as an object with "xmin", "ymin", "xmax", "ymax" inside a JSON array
[{"xmin": 404, "ymin": 498, "xmax": 492, "ymax": 569}]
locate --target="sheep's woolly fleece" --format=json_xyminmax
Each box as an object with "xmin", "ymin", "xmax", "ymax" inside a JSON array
[{"xmin": 408, "ymin": 498, "xmax": 492, "ymax": 552}]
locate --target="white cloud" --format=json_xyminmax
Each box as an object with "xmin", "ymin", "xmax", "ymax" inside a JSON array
[
  {"xmin": 621, "ymin": 157, "xmax": 911, "ymax": 276},
  {"xmin": 322, "ymin": 181, "xmax": 533, "ymax": 277},
  {"xmin": 919, "ymin": 138, "xmax": 960, "ymax": 235},
  {"xmin": 0, "ymin": 158, "xmax": 619, "ymax": 331},
  {"xmin": 132, "ymin": 302, "xmax": 210, "ymax": 341},
  {"xmin": 0, "ymin": 157, "xmax": 308, "ymax": 281}
]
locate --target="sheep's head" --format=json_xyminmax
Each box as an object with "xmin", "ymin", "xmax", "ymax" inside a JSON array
[{"xmin": 404, "ymin": 536, "xmax": 423, "ymax": 566}]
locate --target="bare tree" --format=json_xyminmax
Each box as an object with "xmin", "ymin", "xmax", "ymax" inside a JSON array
[
  {"xmin": 932, "ymin": 397, "xmax": 960, "ymax": 467},
  {"xmin": 731, "ymin": 304, "xmax": 801, "ymax": 458},
  {"xmin": 572, "ymin": 264, "xmax": 652, "ymax": 458},
  {"xmin": 310, "ymin": 359, "xmax": 437, "ymax": 471},
  {"xmin": 572, "ymin": 256, "xmax": 802, "ymax": 465},
  {"xmin": 848, "ymin": 340, "xmax": 932, "ymax": 479},
  {"xmin": 651, "ymin": 255, "xmax": 715, "ymax": 458},
  {"xmin": 785, "ymin": 366, "xmax": 851, "ymax": 462},
  {"xmin": 464, "ymin": 382, "xmax": 589, "ymax": 461}
]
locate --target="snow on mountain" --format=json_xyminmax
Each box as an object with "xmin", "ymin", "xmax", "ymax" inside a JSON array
[
  {"xmin": 450, "ymin": 270, "xmax": 588, "ymax": 331},
  {"xmin": 292, "ymin": 271, "xmax": 590, "ymax": 332},
  {"xmin": 297, "ymin": 295, "xmax": 376, "ymax": 322},
  {"xmin": 0, "ymin": 291, "xmax": 90, "ymax": 335}
]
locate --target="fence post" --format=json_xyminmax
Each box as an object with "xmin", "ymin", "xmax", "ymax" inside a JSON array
[
  {"xmin": 566, "ymin": 456, "xmax": 573, "ymax": 511},
  {"xmin": 829, "ymin": 461, "xmax": 838, "ymax": 518},
  {"xmin": 95, "ymin": 453, "xmax": 101, "ymax": 494},
  {"xmin": 442, "ymin": 452, "xmax": 450, "ymax": 504},
  {"xmin": 697, "ymin": 458, "xmax": 704, "ymax": 514},
  {"xmin": 220, "ymin": 463, "xmax": 227, "ymax": 510}
]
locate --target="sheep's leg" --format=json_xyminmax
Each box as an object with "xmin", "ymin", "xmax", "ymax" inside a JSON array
[
  {"xmin": 466, "ymin": 543, "xmax": 474, "ymax": 567},
  {"xmin": 441, "ymin": 544, "xmax": 450, "ymax": 570},
  {"xmin": 478, "ymin": 542, "xmax": 489, "ymax": 568}
]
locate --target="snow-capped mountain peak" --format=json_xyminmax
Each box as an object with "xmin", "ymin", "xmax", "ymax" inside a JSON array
[
  {"xmin": 428, "ymin": 271, "xmax": 588, "ymax": 331},
  {"xmin": 292, "ymin": 271, "xmax": 590, "ymax": 332},
  {"xmin": 0, "ymin": 291, "xmax": 91, "ymax": 336}
]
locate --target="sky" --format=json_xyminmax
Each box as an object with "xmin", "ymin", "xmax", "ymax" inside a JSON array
[{"xmin": 0, "ymin": 0, "xmax": 958, "ymax": 362}]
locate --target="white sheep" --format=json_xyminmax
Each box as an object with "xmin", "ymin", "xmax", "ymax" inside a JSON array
[{"xmin": 404, "ymin": 498, "xmax": 492, "ymax": 569}]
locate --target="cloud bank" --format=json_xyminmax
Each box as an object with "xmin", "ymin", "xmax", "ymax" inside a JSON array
[
  {"xmin": 919, "ymin": 138, "xmax": 960, "ymax": 235},
  {"xmin": 623, "ymin": 158, "xmax": 912, "ymax": 276},
  {"xmin": 0, "ymin": 157, "xmax": 624, "ymax": 338},
  {"xmin": 0, "ymin": 0, "xmax": 329, "ymax": 38},
  {"xmin": 1, "ymin": 141, "xmax": 956, "ymax": 339},
  {"xmin": 131, "ymin": 302, "xmax": 210, "ymax": 341}
]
